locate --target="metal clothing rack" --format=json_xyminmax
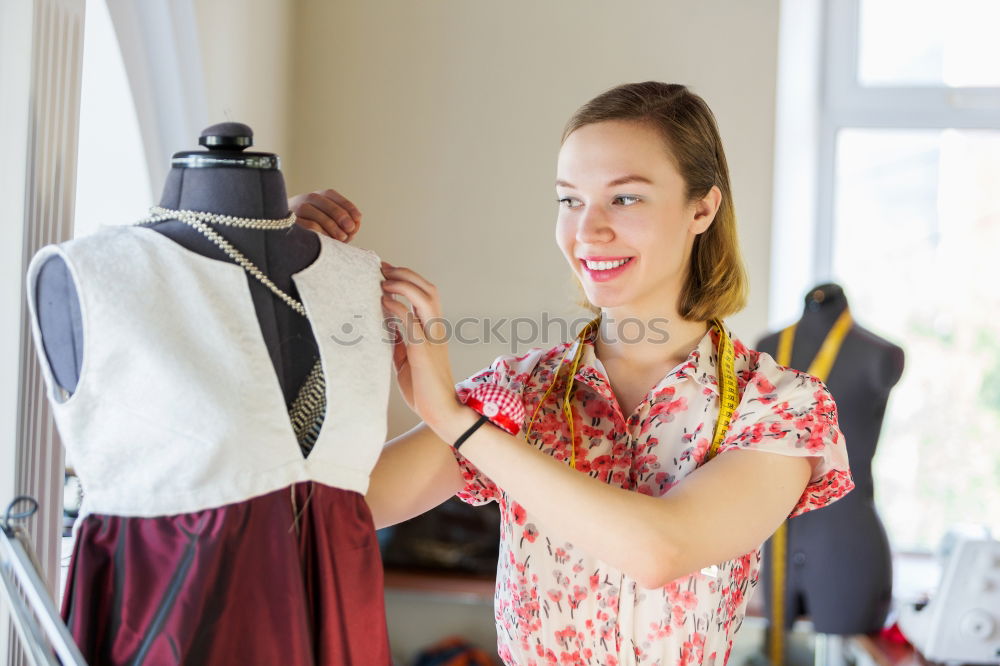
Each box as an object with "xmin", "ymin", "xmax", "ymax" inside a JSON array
[{"xmin": 0, "ymin": 496, "xmax": 86, "ymax": 666}]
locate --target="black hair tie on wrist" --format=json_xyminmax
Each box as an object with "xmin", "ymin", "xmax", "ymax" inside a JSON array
[{"xmin": 454, "ymin": 414, "xmax": 490, "ymax": 450}]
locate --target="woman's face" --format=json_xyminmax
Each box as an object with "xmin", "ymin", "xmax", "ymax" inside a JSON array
[{"xmin": 555, "ymin": 120, "xmax": 716, "ymax": 319}]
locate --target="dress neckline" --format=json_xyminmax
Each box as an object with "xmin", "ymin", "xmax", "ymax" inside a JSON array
[
  {"xmin": 124, "ymin": 224, "xmax": 338, "ymax": 462},
  {"xmin": 125, "ymin": 222, "xmax": 328, "ymax": 281}
]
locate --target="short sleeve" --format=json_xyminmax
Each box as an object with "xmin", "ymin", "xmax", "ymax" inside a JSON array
[
  {"xmin": 452, "ymin": 348, "xmax": 545, "ymax": 506},
  {"xmin": 718, "ymin": 358, "xmax": 855, "ymax": 519}
]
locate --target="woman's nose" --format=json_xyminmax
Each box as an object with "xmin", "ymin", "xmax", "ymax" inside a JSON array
[{"xmin": 576, "ymin": 206, "xmax": 614, "ymax": 243}]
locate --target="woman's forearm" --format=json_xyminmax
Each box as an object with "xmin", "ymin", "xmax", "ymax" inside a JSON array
[
  {"xmin": 365, "ymin": 421, "xmax": 465, "ymax": 529},
  {"xmin": 435, "ymin": 404, "xmax": 811, "ymax": 589},
  {"xmin": 437, "ymin": 406, "xmax": 678, "ymax": 588}
]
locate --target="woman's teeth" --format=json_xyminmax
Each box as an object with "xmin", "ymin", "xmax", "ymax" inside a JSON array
[{"xmin": 584, "ymin": 258, "xmax": 632, "ymax": 270}]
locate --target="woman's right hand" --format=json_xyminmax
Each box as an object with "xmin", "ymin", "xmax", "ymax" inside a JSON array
[{"xmin": 288, "ymin": 188, "xmax": 363, "ymax": 243}]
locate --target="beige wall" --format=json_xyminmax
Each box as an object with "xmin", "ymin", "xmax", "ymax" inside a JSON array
[
  {"xmin": 284, "ymin": 0, "xmax": 781, "ymax": 437},
  {"xmin": 193, "ymin": 0, "xmax": 293, "ymax": 159}
]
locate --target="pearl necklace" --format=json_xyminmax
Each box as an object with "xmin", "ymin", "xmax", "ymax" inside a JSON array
[
  {"xmin": 140, "ymin": 205, "xmax": 296, "ymax": 229},
  {"xmin": 135, "ymin": 206, "xmax": 305, "ymax": 316}
]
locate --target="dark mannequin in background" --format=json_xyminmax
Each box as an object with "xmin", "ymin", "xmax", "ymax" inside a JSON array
[
  {"xmin": 756, "ymin": 283, "xmax": 904, "ymax": 635},
  {"xmin": 33, "ymin": 122, "xmax": 320, "ymax": 408}
]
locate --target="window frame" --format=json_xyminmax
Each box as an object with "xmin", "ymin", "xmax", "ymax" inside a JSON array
[
  {"xmin": 808, "ymin": 0, "xmax": 1000, "ymax": 557},
  {"xmin": 816, "ymin": 0, "xmax": 1000, "ymax": 278}
]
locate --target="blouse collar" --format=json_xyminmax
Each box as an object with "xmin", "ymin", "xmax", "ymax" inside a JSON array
[{"xmin": 573, "ymin": 319, "xmax": 733, "ymax": 400}]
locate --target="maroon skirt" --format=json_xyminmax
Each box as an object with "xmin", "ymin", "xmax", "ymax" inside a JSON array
[{"xmin": 60, "ymin": 482, "xmax": 391, "ymax": 665}]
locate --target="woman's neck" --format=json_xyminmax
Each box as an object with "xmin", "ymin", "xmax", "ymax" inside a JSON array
[{"xmin": 595, "ymin": 303, "xmax": 711, "ymax": 370}]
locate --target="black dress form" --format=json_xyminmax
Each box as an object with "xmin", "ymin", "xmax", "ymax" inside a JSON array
[
  {"xmin": 32, "ymin": 122, "xmax": 320, "ymax": 412},
  {"xmin": 756, "ymin": 283, "xmax": 904, "ymax": 635}
]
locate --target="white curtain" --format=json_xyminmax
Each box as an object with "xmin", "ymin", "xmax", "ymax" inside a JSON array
[{"xmin": 105, "ymin": 0, "xmax": 208, "ymax": 191}]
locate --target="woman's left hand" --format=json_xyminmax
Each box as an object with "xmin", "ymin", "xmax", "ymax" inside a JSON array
[{"xmin": 380, "ymin": 262, "xmax": 459, "ymax": 433}]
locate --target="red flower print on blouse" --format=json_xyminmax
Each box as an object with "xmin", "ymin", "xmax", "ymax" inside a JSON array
[
  {"xmin": 521, "ymin": 524, "xmax": 539, "ymax": 547},
  {"xmin": 451, "ymin": 324, "xmax": 854, "ymax": 665}
]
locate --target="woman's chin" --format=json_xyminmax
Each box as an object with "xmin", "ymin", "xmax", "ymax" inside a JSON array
[
  {"xmin": 583, "ymin": 291, "xmax": 627, "ymax": 311},
  {"xmin": 578, "ymin": 278, "xmax": 640, "ymax": 312}
]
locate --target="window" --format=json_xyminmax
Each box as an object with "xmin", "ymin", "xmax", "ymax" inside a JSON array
[{"xmin": 820, "ymin": 0, "xmax": 1000, "ymax": 551}]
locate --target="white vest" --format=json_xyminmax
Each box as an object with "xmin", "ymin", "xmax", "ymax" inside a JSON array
[{"xmin": 25, "ymin": 224, "xmax": 392, "ymax": 519}]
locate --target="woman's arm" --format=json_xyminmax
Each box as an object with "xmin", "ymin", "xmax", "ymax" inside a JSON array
[
  {"xmin": 365, "ymin": 421, "xmax": 466, "ymax": 530},
  {"xmin": 434, "ymin": 405, "xmax": 811, "ymax": 590},
  {"xmin": 379, "ymin": 262, "xmax": 821, "ymax": 589}
]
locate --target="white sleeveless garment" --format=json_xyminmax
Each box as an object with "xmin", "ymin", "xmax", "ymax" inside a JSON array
[
  {"xmin": 23, "ymin": 223, "xmax": 396, "ymax": 665},
  {"xmin": 26, "ymin": 223, "xmax": 393, "ymax": 520}
]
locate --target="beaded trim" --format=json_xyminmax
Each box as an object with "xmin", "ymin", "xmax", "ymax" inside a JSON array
[{"xmin": 134, "ymin": 208, "xmax": 326, "ymax": 457}]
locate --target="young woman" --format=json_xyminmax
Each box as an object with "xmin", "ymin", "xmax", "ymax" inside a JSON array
[{"xmin": 293, "ymin": 81, "xmax": 854, "ymax": 666}]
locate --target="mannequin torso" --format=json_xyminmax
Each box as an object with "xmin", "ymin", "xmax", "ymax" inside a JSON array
[{"xmin": 756, "ymin": 283, "xmax": 904, "ymax": 634}]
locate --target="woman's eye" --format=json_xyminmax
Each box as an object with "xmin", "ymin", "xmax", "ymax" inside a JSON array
[
  {"xmin": 614, "ymin": 195, "xmax": 641, "ymax": 206},
  {"xmin": 557, "ymin": 197, "xmax": 580, "ymax": 208}
]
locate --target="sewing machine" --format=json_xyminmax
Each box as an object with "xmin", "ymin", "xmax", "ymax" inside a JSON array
[{"xmin": 898, "ymin": 534, "xmax": 1000, "ymax": 664}]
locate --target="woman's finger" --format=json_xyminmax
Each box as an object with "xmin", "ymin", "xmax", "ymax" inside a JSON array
[
  {"xmin": 381, "ymin": 279, "xmax": 432, "ymax": 308},
  {"xmin": 289, "ymin": 190, "xmax": 360, "ymax": 241},
  {"xmin": 294, "ymin": 216, "xmax": 330, "ymax": 237},
  {"xmin": 318, "ymin": 188, "xmax": 363, "ymax": 227},
  {"xmin": 382, "ymin": 295, "xmax": 426, "ymax": 345},
  {"xmin": 294, "ymin": 202, "xmax": 347, "ymax": 241},
  {"xmin": 381, "ymin": 280, "xmax": 439, "ymax": 328},
  {"xmin": 380, "ymin": 264, "xmax": 438, "ymax": 300},
  {"xmin": 306, "ymin": 191, "xmax": 359, "ymax": 236},
  {"xmin": 382, "ymin": 299, "xmax": 411, "ymax": 370},
  {"xmin": 381, "ymin": 268, "xmax": 449, "ymax": 347},
  {"xmin": 382, "ymin": 298, "xmax": 419, "ymax": 349}
]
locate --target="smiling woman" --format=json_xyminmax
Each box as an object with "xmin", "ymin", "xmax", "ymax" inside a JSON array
[
  {"xmin": 294, "ymin": 81, "xmax": 854, "ymax": 666},
  {"xmin": 557, "ymin": 83, "xmax": 747, "ymax": 329}
]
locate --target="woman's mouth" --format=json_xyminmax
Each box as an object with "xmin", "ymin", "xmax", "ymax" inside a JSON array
[{"xmin": 580, "ymin": 257, "xmax": 635, "ymax": 282}]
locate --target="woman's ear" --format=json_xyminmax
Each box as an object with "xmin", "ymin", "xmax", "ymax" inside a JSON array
[{"xmin": 690, "ymin": 185, "xmax": 723, "ymax": 235}]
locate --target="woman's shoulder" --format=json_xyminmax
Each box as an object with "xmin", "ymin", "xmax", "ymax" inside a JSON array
[
  {"xmin": 747, "ymin": 343, "xmax": 830, "ymax": 385},
  {"xmin": 487, "ymin": 341, "xmax": 575, "ymax": 377},
  {"xmin": 737, "ymin": 343, "xmax": 837, "ymax": 419}
]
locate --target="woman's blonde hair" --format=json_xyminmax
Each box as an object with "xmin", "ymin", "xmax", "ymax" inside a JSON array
[{"xmin": 562, "ymin": 81, "xmax": 748, "ymax": 322}]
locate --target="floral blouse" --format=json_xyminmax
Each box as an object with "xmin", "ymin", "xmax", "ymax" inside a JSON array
[{"xmin": 452, "ymin": 321, "xmax": 854, "ymax": 666}]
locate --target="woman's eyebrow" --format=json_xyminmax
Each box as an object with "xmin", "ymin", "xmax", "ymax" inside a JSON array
[{"xmin": 555, "ymin": 174, "xmax": 655, "ymax": 189}]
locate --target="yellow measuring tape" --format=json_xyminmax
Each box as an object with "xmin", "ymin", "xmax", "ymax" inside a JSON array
[
  {"xmin": 525, "ymin": 315, "xmax": 739, "ymax": 469},
  {"xmin": 769, "ymin": 308, "xmax": 853, "ymax": 665}
]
